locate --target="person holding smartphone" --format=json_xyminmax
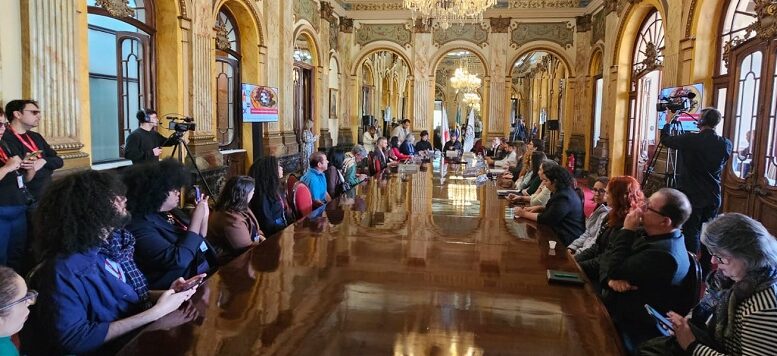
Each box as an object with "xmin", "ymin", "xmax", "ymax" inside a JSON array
[
  {"xmin": 123, "ymin": 159, "xmax": 215, "ymax": 290},
  {"xmin": 208, "ymin": 176, "xmax": 264, "ymax": 263},
  {"xmin": 21, "ymin": 170, "xmax": 201, "ymax": 355}
]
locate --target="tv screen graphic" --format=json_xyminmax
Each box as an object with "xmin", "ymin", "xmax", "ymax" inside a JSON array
[{"xmin": 242, "ymin": 84, "xmax": 279, "ymax": 122}]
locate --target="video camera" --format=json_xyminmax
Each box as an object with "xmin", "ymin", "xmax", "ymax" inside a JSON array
[
  {"xmin": 167, "ymin": 116, "xmax": 196, "ymax": 133},
  {"xmin": 656, "ymin": 91, "xmax": 697, "ymax": 113}
]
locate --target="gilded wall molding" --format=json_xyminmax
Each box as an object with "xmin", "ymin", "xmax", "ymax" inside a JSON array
[
  {"xmin": 746, "ymin": 0, "xmax": 777, "ymax": 40},
  {"xmin": 178, "ymin": 0, "xmax": 188, "ymax": 19},
  {"xmin": 320, "ymin": 1, "xmax": 337, "ymax": 23},
  {"xmin": 356, "ymin": 23, "xmax": 412, "ymax": 48},
  {"xmin": 340, "ymin": 17, "xmax": 354, "ymax": 33},
  {"xmin": 604, "ymin": 0, "xmax": 618, "ymax": 14},
  {"xmin": 349, "ymin": 3, "xmax": 405, "ymax": 10},
  {"xmin": 685, "ymin": 0, "xmax": 698, "ymax": 38},
  {"xmin": 511, "ymin": 22, "xmax": 574, "ymax": 49},
  {"xmin": 576, "ymin": 14, "xmax": 592, "ymax": 32},
  {"xmin": 509, "ymin": 0, "xmax": 579, "ymax": 8},
  {"xmin": 294, "ymin": 0, "xmax": 320, "ymax": 31},
  {"xmin": 591, "ymin": 9, "xmax": 605, "ymax": 44},
  {"xmin": 95, "ymin": 0, "xmax": 134, "ymax": 17},
  {"xmin": 490, "ymin": 17, "xmax": 512, "ymax": 33},
  {"xmin": 413, "ymin": 18, "xmax": 432, "ymax": 33},
  {"xmin": 433, "ymin": 23, "xmax": 489, "ymax": 47}
]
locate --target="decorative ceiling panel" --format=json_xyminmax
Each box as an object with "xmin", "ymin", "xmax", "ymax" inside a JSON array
[
  {"xmin": 433, "ymin": 23, "xmax": 489, "ymax": 47},
  {"xmin": 336, "ymin": 0, "xmax": 586, "ymax": 11},
  {"xmin": 511, "ymin": 22, "xmax": 574, "ymax": 49},
  {"xmin": 356, "ymin": 23, "xmax": 412, "ymax": 47},
  {"xmin": 294, "ymin": 0, "xmax": 320, "ymax": 30},
  {"xmin": 509, "ymin": 0, "xmax": 580, "ymax": 7}
]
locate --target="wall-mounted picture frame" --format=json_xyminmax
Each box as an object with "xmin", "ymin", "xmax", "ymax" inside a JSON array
[{"xmin": 329, "ymin": 89, "xmax": 338, "ymax": 118}]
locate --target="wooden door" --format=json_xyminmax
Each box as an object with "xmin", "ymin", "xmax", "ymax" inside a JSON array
[{"xmin": 722, "ymin": 38, "xmax": 777, "ymax": 234}]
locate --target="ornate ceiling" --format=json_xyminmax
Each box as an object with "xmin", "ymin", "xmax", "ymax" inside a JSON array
[{"xmin": 334, "ymin": 0, "xmax": 590, "ymax": 11}]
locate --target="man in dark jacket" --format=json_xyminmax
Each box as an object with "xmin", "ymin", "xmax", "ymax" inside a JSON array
[
  {"xmin": 124, "ymin": 109, "xmax": 179, "ymax": 164},
  {"xmin": 2, "ymin": 100, "xmax": 63, "ymax": 201},
  {"xmin": 660, "ymin": 107, "xmax": 731, "ymax": 275},
  {"xmin": 598, "ymin": 188, "xmax": 692, "ymax": 350}
]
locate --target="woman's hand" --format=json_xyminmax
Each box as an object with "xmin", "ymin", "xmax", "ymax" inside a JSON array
[
  {"xmin": 2, "ymin": 155, "xmax": 22, "ymax": 172},
  {"xmin": 169, "ymin": 274, "xmax": 206, "ymax": 293},
  {"xmin": 148, "ymin": 300, "xmax": 198, "ymax": 331},
  {"xmin": 189, "ymin": 195, "xmax": 210, "ymax": 233},
  {"xmin": 514, "ymin": 207, "xmax": 525, "ymax": 219},
  {"xmin": 150, "ymin": 288, "xmax": 197, "ymax": 320},
  {"xmin": 667, "ymin": 311, "xmax": 696, "ymax": 350}
]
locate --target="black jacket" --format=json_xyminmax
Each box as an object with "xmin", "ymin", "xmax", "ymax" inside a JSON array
[
  {"xmin": 250, "ymin": 193, "xmax": 289, "ymax": 237},
  {"xmin": 2, "ymin": 129, "xmax": 63, "ymax": 200},
  {"xmin": 599, "ymin": 228, "xmax": 690, "ymax": 341},
  {"xmin": 660, "ymin": 127, "xmax": 732, "ymax": 208},
  {"xmin": 415, "ymin": 140, "xmax": 433, "ymax": 152},
  {"xmin": 537, "ymin": 186, "xmax": 585, "ymax": 246},
  {"xmin": 124, "ymin": 128, "xmax": 175, "ymax": 164}
]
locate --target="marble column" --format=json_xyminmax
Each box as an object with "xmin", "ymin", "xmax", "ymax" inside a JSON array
[{"xmin": 22, "ymin": 0, "xmax": 89, "ymax": 169}]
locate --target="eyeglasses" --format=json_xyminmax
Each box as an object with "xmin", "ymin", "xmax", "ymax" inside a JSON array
[
  {"xmin": 24, "ymin": 110, "xmax": 41, "ymax": 116},
  {"xmin": 643, "ymin": 202, "xmax": 668, "ymax": 217},
  {"xmin": 711, "ymin": 253, "xmax": 729, "ymax": 265},
  {"xmin": 592, "ymin": 188, "xmax": 606, "ymax": 194},
  {"xmin": 0, "ymin": 290, "xmax": 38, "ymax": 311}
]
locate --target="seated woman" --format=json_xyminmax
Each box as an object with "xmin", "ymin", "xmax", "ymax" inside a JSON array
[
  {"xmin": 567, "ymin": 176, "xmax": 611, "ymax": 254},
  {"xmin": 507, "ymin": 159, "xmax": 557, "ymax": 207},
  {"xmin": 0, "ymin": 266, "xmax": 35, "ymax": 355},
  {"xmin": 325, "ymin": 148, "xmax": 347, "ymax": 198},
  {"xmin": 343, "ymin": 145, "xmax": 368, "ymax": 187},
  {"xmin": 500, "ymin": 151, "xmax": 545, "ymax": 193},
  {"xmin": 249, "ymin": 156, "xmax": 291, "ymax": 237},
  {"xmin": 574, "ymin": 176, "xmax": 643, "ymax": 281},
  {"xmin": 208, "ymin": 176, "xmax": 264, "ymax": 263},
  {"xmin": 399, "ymin": 134, "xmax": 416, "ymax": 156},
  {"xmin": 124, "ymin": 159, "xmax": 214, "ymax": 290},
  {"xmin": 513, "ymin": 165, "xmax": 584, "ymax": 246},
  {"xmin": 389, "ymin": 136, "xmax": 411, "ymax": 162},
  {"xmin": 639, "ymin": 213, "xmax": 777, "ymax": 356},
  {"xmin": 22, "ymin": 170, "xmax": 198, "ymax": 354}
]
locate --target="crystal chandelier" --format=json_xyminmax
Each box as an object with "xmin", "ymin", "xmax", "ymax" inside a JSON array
[
  {"xmin": 404, "ymin": 0, "xmax": 497, "ymax": 30},
  {"xmin": 450, "ymin": 67, "xmax": 481, "ymax": 93},
  {"xmin": 462, "ymin": 92, "xmax": 481, "ymax": 111}
]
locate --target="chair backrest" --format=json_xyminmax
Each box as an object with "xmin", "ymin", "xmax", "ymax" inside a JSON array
[
  {"xmin": 292, "ymin": 181, "xmax": 313, "ymax": 219},
  {"xmin": 679, "ymin": 251, "xmax": 704, "ymax": 314},
  {"xmin": 286, "ymin": 174, "xmax": 298, "ymax": 209}
]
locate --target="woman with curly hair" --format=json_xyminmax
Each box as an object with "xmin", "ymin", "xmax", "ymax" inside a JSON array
[
  {"xmin": 21, "ymin": 170, "xmax": 198, "ymax": 355},
  {"xmin": 124, "ymin": 159, "xmax": 214, "ymax": 290},
  {"xmin": 208, "ymin": 176, "xmax": 264, "ymax": 263},
  {"xmin": 575, "ymin": 175, "xmax": 644, "ymax": 282},
  {"xmin": 249, "ymin": 156, "xmax": 291, "ymax": 237}
]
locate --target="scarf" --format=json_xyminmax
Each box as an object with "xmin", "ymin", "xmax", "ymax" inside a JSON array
[
  {"xmin": 701, "ymin": 267, "xmax": 777, "ymax": 340},
  {"xmin": 99, "ymin": 229, "xmax": 150, "ymax": 302},
  {"xmin": 343, "ymin": 152, "xmax": 357, "ymax": 172}
]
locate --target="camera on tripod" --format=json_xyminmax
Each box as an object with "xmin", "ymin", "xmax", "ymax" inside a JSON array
[
  {"xmin": 656, "ymin": 91, "xmax": 697, "ymax": 114},
  {"xmin": 166, "ymin": 116, "xmax": 196, "ymax": 133}
]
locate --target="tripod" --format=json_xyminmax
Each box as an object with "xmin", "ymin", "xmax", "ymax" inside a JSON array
[
  {"xmin": 641, "ymin": 110, "xmax": 689, "ymax": 189},
  {"xmin": 166, "ymin": 131, "xmax": 215, "ymax": 198}
]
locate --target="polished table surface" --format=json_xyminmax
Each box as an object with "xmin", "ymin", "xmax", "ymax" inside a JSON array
[{"xmin": 119, "ymin": 161, "xmax": 623, "ymax": 355}]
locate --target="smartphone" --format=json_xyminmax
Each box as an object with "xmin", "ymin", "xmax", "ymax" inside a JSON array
[
  {"xmin": 24, "ymin": 150, "xmax": 42, "ymax": 160},
  {"xmin": 644, "ymin": 304, "xmax": 674, "ymax": 336},
  {"xmin": 174, "ymin": 275, "xmax": 206, "ymax": 293},
  {"xmin": 193, "ymin": 185, "xmax": 201, "ymax": 204}
]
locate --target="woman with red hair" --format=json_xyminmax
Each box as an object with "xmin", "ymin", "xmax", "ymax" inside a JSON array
[{"xmin": 575, "ymin": 176, "xmax": 645, "ymax": 283}]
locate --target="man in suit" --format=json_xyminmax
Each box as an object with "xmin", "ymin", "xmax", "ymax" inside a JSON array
[
  {"xmin": 599, "ymin": 188, "xmax": 692, "ymax": 350},
  {"xmin": 369, "ymin": 136, "xmax": 389, "ymax": 176}
]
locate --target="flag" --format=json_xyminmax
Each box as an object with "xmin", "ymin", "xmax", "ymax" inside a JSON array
[
  {"xmin": 455, "ymin": 104, "xmax": 461, "ymax": 125},
  {"xmin": 441, "ymin": 107, "xmax": 450, "ymax": 143},
  {"xmin": 463, "ymin": 108, "xmax": 475, "ymax": 152}
]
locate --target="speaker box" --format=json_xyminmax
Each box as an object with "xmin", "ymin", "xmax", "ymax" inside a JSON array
[{"xmin": 547, "ymin": 120, "xmax": 560, "ymax": 131}]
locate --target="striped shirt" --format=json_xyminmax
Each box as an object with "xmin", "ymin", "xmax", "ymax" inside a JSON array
[{"xmin": 692, "ymin": 284, "xmax": 777, "ymax": 356}]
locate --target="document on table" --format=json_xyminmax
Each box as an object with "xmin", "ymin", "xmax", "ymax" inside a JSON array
[{"xmin": 496, "ymin": 189, "xmax": 521, "ymax": 196}]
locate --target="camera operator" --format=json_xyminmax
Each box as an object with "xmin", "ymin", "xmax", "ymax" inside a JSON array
[
  {"xmin": 660, "ymin": 107, "xmax": 732, "ymax": 275},
  {"xmin": 125, "ymin": 109, "xmax": 182, "ymax": 164}
]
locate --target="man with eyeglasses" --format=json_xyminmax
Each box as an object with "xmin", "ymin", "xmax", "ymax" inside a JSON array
[
  {"xmin": 2, "ymin": 100, "xmax": 63, "ymax": 202},
  {"xmin": 596, "ymin": 187, "xmax": 692, "ymax": 351}
]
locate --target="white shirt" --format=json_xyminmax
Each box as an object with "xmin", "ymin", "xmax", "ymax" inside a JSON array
[
  {"xmin": 494, "ymin": 151, "xmax": 517, "ymax": 168},
  {"xmin": 363, "ymin": 131, "xmax": 377, "ymax": 152},
  {"xmin": 392, "ymin": 126, "xmax": 409, "ymax": 143}
]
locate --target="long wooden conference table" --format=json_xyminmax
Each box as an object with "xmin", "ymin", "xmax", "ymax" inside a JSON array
[{"xmin": 119, "ymin": 160, "xmax": 623, "ymax": 355}]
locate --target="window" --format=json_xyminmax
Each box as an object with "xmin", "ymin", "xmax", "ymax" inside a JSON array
[
  {"xmin": 766, "ymin": 54, "xmax": 777, "ymax": 186},
  {"xmin": 730, "ymin": 51, "xmax": 761, "ymax": 179},
  {"xmin": 215, "ymin": 10, "xmax": 241, "ymax": 149},
  {"xmin": 87, "ymin": 0, "xmax": 154, "ymax": 163},
  {"xmin": 592, "ymin": 77, "xmax": 603, "ymax": 149},
  {"xmin": 719, "ymin": 1, "xmax": 757, "ymax": 76}
]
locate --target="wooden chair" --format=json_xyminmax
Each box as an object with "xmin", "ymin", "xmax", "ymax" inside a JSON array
[
  {"xmin": 679, "ymin": 251, "xmax": 704, "ymax": 314},
  {"xmin": 285, "ymin": 174, "xmax": 297, "ymax": 210},
  {"xmin": 291, "ymin": 181, "xmax": 313, "ymax": 219}
]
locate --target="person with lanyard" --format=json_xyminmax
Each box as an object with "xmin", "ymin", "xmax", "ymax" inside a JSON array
[
  {"xmin": 2, "ymin": 100, "xmax": 63, "ymax": 202},
  {"xmin": 123, "ymin": 159, "xmax": 215, "ymax": 290},
  {"xmin": 0, "ymin": 109, "xmax": 35, "ymax": 274},
  {"xmin": 21, "ymin": 170, "xmax": 201, "ymax": 355}
]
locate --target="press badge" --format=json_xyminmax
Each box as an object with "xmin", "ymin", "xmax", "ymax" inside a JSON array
[
  {"xmin": 16, "ymin": 175, "xmax": 24, "ymax": 189},
  {"xmin": 199, "ymin": 241, "xmax": 209, "ymax": 252}
]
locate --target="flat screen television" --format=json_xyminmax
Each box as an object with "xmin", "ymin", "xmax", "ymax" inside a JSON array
[{"xmin": 242, "ymin": 83, "xmax": 279, "ymax": 122}]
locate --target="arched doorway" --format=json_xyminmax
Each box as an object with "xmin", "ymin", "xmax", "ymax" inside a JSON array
[
  {"xmin": 214, "ymin": 8, "xmax": 241, "ymax": 150},
  {"xmin": 86, "ymin": 0, "xmax": 154, "ymax": 163},
  {"xmin": 589, "ymin": 49, "xmax": 605, "ymax": 174},
  {"xmin": 292, "ymin": 32, "xmax": 319, "ymax": 149},
  {"xmin": 355, "ymin": 50, "xmax": 411, "ymax": 139},
  {"xmin": 434, "ymin": 50, "xmax": 485, "ymax": 150},
  {"xmin": 719, "ymin": 0, "xmax": 777, "ymax": 233},
  {"xmin": 627, "ymin": 10, "xmax": 665, "ymax": 183},
  {"xmin": 510, "ymin": 51, "xmax": 570, "ymax": 160}
]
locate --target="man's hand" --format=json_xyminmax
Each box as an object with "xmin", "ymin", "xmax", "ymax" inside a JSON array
[
  {"xmin": 623, "ymin": 208, "xmax": 643, "ymax": 231},
  {"xmin": 608, "ymin": 279, "xmax": 638, "ymax": 292},
  {"xmin": 153, "ymin": 147, "xmax": 163, "ymax": 157},
  {"xmin": 21, "ymin": 157, "xmax": 46, "ymax": 172},
  {"xmin": 2, "ymin": 156, "xmax": 22, "ymax": 171}
]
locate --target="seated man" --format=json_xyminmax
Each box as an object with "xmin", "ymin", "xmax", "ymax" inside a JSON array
[
  {"xmin": 301, "ymin": 151, "xmax": 332, "ymax": 207},
  {"xmin": 22, "ymin": 170, "xmax": 200, "ymax": 354},
  {"xmin": 487, "ymin": 141, "xmax": 517, "ymax": 168},
  {"xmin": 598, "ymin": 188, "xmax": 691, "ymax": 349},
  {"xmin": 442, "ymin": 133, "xmax": 462, "ymax": 153}
]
